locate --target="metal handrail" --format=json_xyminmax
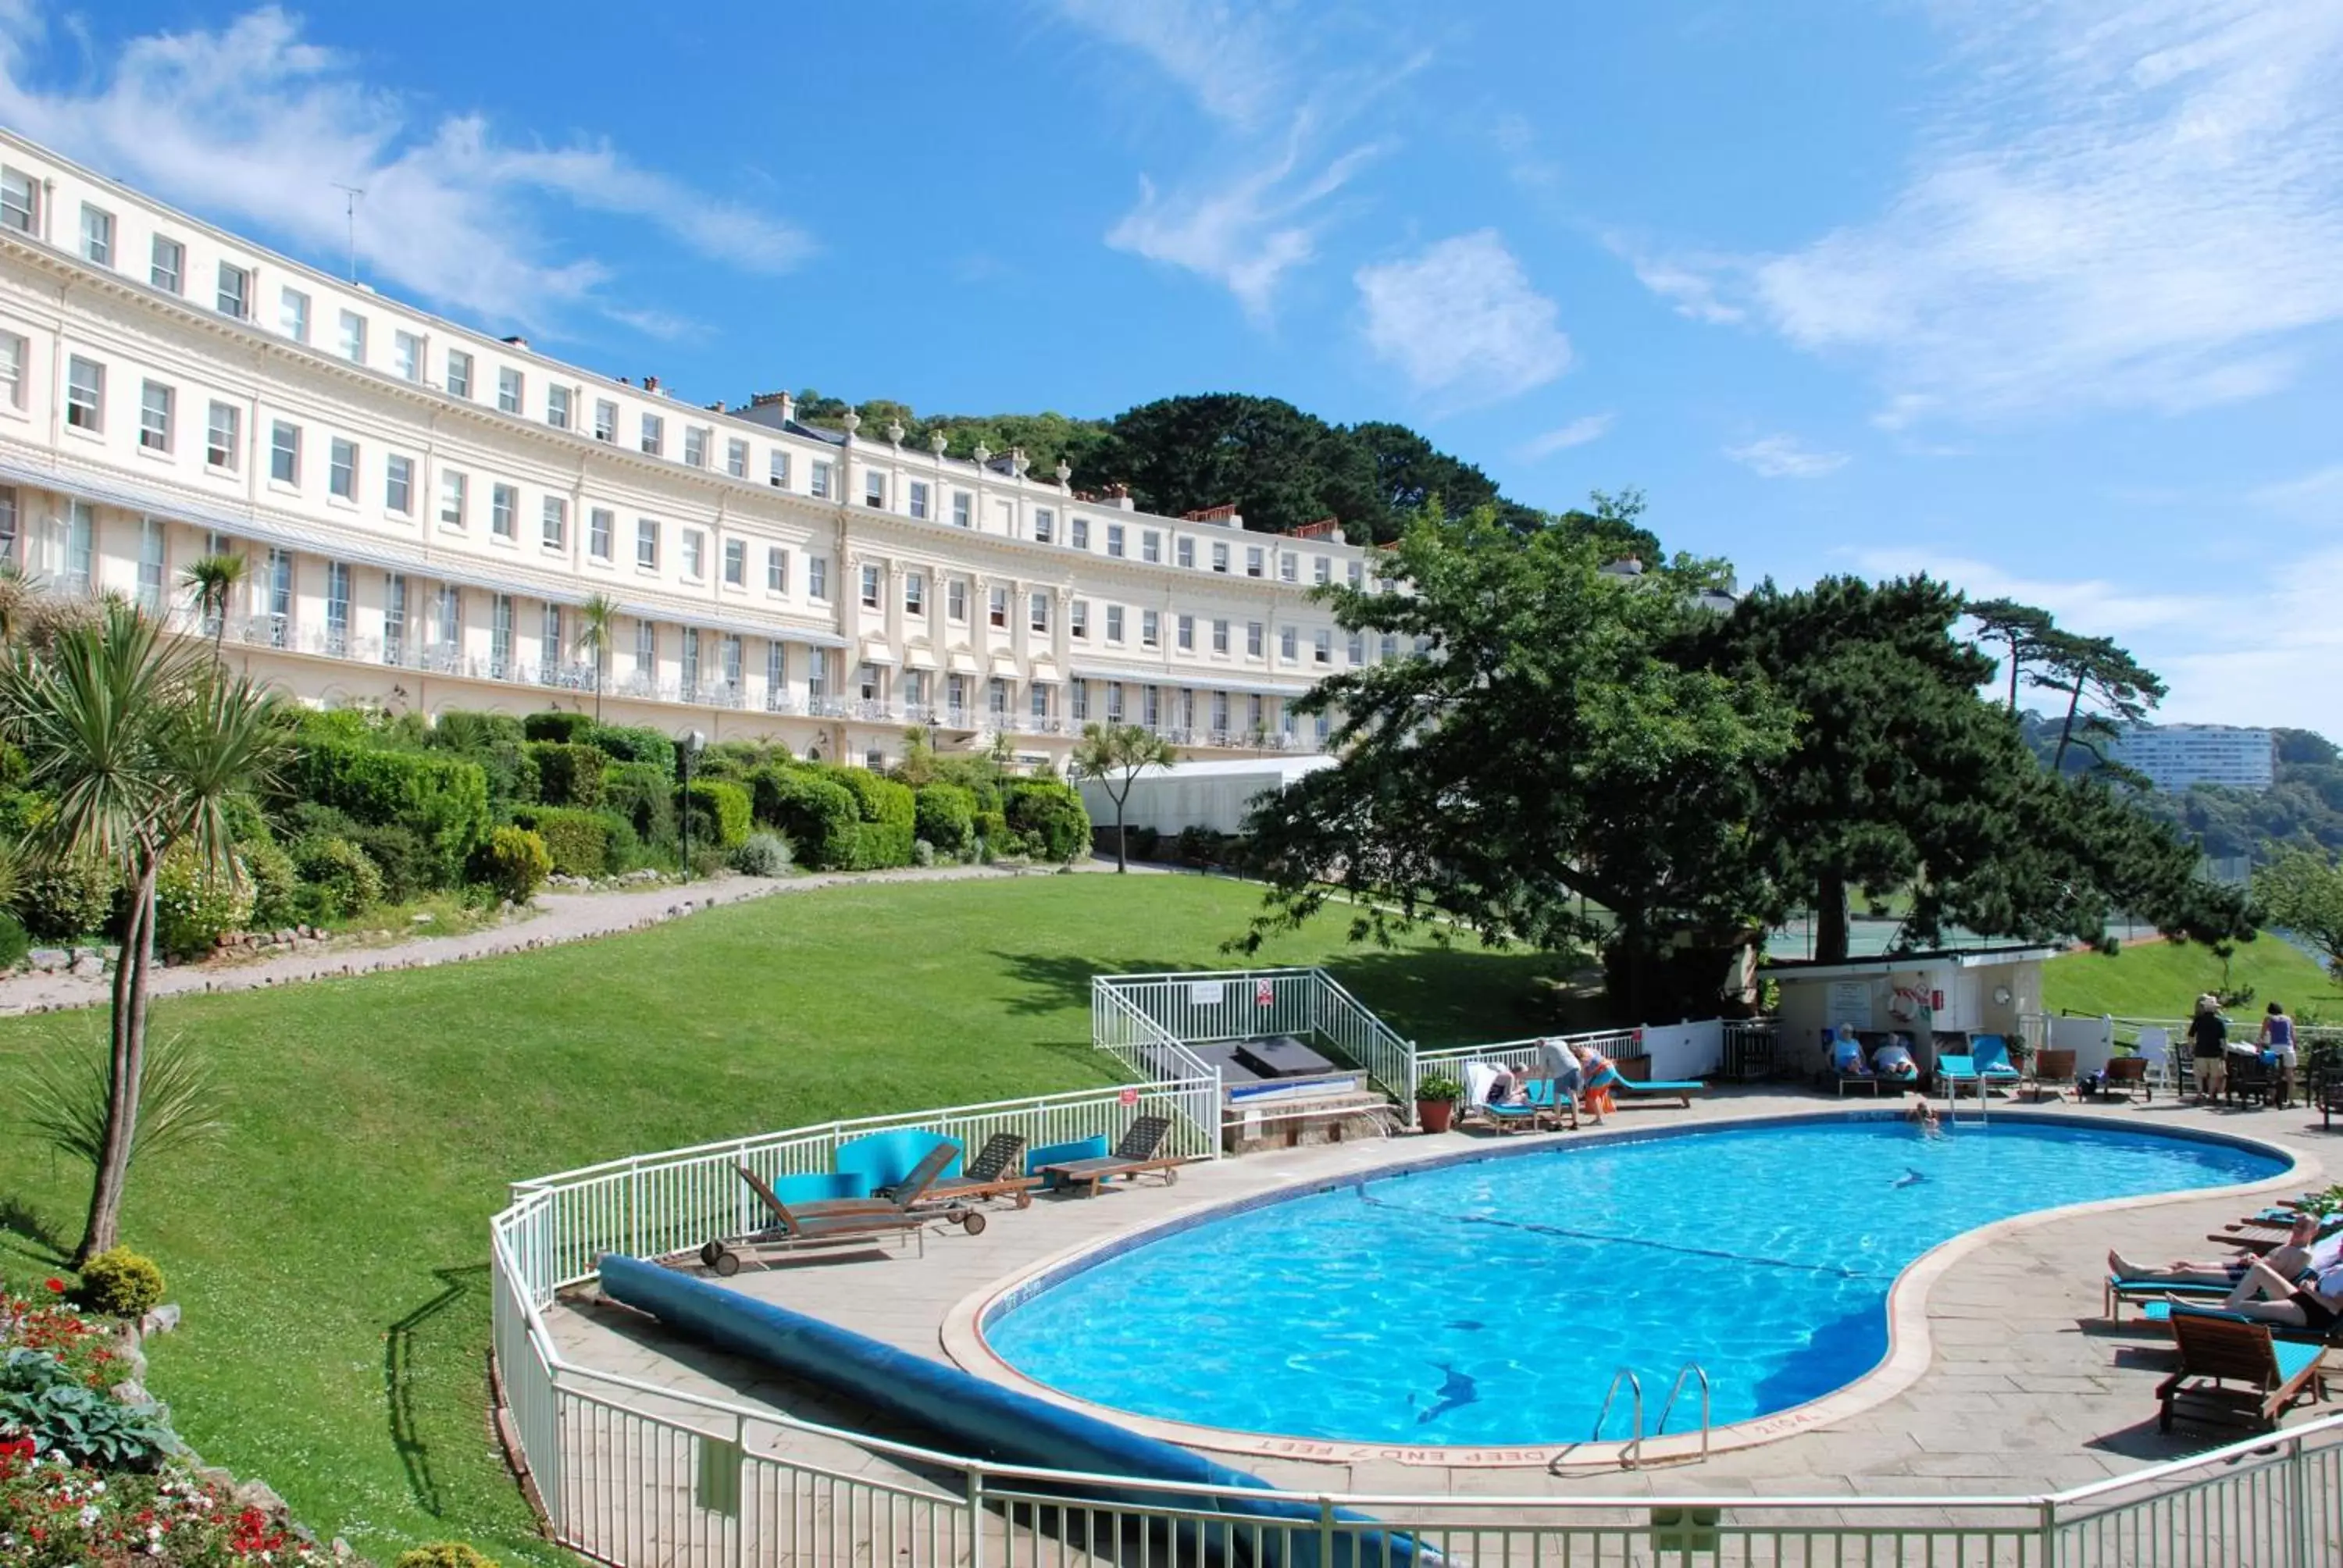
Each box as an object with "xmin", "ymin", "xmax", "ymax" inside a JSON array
[
  {"xmin": 1589, "ymin": 1366, "xmax": 1645, "ymax": 1469},
  {"xmin": 1655, "ymin": 1361, "xmax": 1714, "ymax": 1465}
]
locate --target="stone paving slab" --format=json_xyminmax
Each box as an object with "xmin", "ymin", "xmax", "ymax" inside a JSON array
[{"xmin": 547, "ymin": 1088, "xmax": 2341, "ymax": 1517}]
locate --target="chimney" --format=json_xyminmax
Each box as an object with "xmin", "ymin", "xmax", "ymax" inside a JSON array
[
  {"xmin": 644, "ymin": 375, "xmax": 663, "ymax": 396},
  {"xmin": 1107, "ymin": 483, "xmax": 1136, "ymax": 511},
  {"xmin": 501, "ymin": 335, "xmax": 529, "ymax": 350},
  {"xmin": 708, "ymin": 400, "xmax": 727, "ymax": 414}
]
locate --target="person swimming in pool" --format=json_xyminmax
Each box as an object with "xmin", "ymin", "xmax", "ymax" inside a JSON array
[{"xmin": 1904, "ymin": 1099, "xmax": 1942, "ymax": 1136}]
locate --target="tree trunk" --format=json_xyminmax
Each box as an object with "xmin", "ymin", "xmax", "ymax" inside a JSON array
[
  {"xmin": 2052, "ymin": 681, "xmax": 2084, "ymax": 772},
  {"xmin": 76, "ymin": 853, "xmax": 159, "ymax": 1265},
  {"xmin": 593, "ymin": 653, "xmax": 604, "ymax": 724},
  {"xmin": 2006, "ymin": 639, "xmax": 2020, "ymax": 712},
  {"xmin": 1814, "ymin": 870, "xmax": 1851, "ymax": 964},
  {"xmin": 1114, "ymin": 798, "xmax": 1128, "ymax": 873}
]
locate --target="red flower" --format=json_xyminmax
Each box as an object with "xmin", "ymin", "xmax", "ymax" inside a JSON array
[{"xmin": 42, "ymin": 1277, "xmax": 64, "ymax": 1293}]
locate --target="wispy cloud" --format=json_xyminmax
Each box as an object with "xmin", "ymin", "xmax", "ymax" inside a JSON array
[
  {"xmin": 1613, "ymin": 242, "xmax": 1743, "ymax": 324},
  {"xmin": 1629, "ymin": 2, "xmax": 2343, "ymax": 422},
  {"xmin": 2250, "ymin": 464, "xmax": 2343, "ymax": 525},
  {"xmin": 0, "ymin": 6, "xmax": 811, "ymax": 336},
  {"xmin": 1850, "ymin": 548, "xmax": 2208, "ymax": 636},
  {"xmin": 1518, "ymin": 413, "xmax": 1614, "ymax": 459},
  {"xmin": 1047, "ymin": 0, "xmax": 1291, "ymax": 132},
  {"xmin": 1724, "ymin": 434, "xmax": 1848, "ymax": 479},
  {"xmin": 1354, "ymin": 230, "xmax": 1571, "ymax": 407}
]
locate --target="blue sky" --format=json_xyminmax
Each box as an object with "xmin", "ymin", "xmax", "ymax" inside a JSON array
[{"xmin": 6, "ymin": 2, "xmax": 2340, "ymax": 731}]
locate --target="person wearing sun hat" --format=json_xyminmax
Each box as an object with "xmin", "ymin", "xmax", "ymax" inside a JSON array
[{"xmin": 2188, "ymin": 992, "xmax": 2227, "ymax": 1103}]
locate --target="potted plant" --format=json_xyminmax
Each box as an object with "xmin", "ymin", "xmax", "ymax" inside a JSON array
[{"xmin": 1414, "ymin": 1074, "xmax": 1464, "ymax": 1134}]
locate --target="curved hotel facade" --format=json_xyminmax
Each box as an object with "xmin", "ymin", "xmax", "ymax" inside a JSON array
[{"xmin": 0, "ymin": 130, "xmax": 1368, "ymax": 767}]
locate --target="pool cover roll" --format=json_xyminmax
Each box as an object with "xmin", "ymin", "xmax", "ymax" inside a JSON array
[{"xmin": 596, "ymin": 1252, "xmax": 1428, "ymax": 1567}]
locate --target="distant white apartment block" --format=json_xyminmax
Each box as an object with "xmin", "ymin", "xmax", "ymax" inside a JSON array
[
  {"xmin": 0, "ymin": 130, "xmax": 1379, "ymax": 769},
  {"xmin": 2104, "ymin": 725, "xmax": 2275, "ymax": 793}
]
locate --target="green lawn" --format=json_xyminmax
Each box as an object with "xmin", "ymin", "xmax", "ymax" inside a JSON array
[
  {"xmin": 2042, "ymin": 935, "xmax": 2343, "ymax": 1021},
  {"xmin": 0, "ymin": 875, "xmax": 1551, "ymax": 1564}
]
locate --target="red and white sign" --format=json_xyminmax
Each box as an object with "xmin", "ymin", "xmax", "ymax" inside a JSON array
[
  {"xmin": 1118, "ymin": 1086, "xmax": 1139, "ymax": 1107},
  {"xmin": 1255, "ymin": 978, "xmax": 1276, "ymax": 1008}
]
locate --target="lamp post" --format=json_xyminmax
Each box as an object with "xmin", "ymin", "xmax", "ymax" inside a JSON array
[{"xmin": 678, "ymin": 728, "xmax": 707, "ymax": 880}]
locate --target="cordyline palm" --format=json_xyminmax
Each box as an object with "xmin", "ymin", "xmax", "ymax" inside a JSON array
[
  {"xmin": 573, "ymin": 592, "xmax": 621, "ymax": 723},
  {"xmin": 1068, "ymin": 721, "xmax": 1175, "ymax": 873},
  {"xmin": 179, "ymin": 552, "xmax": 248, "ymax": 668},
  {"xmin": 1, "ymin": 601, "xmax": 288, "ymax": 1263}
]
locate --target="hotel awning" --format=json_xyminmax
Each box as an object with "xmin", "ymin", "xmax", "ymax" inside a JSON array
[
  {"xmin": 947, "ymin": 649, "xmax": 980, "ymax": 675},
  {"xmin": 902, "ymin": 643, "xmax": 939, "ymax": 670},
  {"xmin": 858, "ymin": 638, "xmax": 899, "ymax": 667}
]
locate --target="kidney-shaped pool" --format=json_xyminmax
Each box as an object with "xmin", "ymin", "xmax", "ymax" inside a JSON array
[{"xmin": 979, "ymin": 1117, "xmax": 2288, "ymax": 1449}]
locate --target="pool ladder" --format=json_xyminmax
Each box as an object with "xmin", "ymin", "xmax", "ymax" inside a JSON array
[{"xmin": 1585, "ymin": 1362, "xmax": 1713, "ymax": 1470}]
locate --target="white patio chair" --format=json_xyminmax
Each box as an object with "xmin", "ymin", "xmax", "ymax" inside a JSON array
[{"xmin": 2136, "ymin": 1027, "xmax": 2177, "ymax": 1097}]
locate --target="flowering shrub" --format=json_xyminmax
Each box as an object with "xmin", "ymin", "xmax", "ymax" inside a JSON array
[
  {"xmin": 0, "ymin": 1283, "xmax": 117, "ymax": 1393},
  {"xmin": 0, "ymin": 1443, "xmax": 325, "ymax": 1568}
]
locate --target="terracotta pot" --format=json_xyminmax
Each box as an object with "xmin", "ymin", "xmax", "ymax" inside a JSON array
[{"xmin": 1416, "ymin": 1098, "xmax": 1457, "ymax": 1134}]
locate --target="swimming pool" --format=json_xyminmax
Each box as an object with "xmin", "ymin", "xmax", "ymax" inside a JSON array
[{"xmin": 981, "ymin": 1117, "xmax": 2288, "ymax": 1449}]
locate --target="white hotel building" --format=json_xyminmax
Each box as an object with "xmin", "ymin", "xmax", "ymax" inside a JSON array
[{"xmin": 0, "ymin": 131, "xmax": 1369, "ymax": 768}]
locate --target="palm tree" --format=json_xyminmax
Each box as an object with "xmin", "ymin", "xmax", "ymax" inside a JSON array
[
  {"xmin": 178, "ymin": 553, "xmax": 248, "ymax": 668},
  {"xmin": 0, "ymin": 600, "xmax": 287, "ymax": 1262},
  {"xmin": 572, "ymin": 592, "xmax": 622, "ymax": 723},
  {"xmin": 0, "ymin": 558, "xmax": 40, "ymax": 646},
  {"xmin": 1067, "ymin": 721, "xmax": 1176, "ymax": 873}
]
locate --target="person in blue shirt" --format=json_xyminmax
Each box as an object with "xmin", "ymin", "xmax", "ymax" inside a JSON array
[{"xmin": 1831, "ymin": 1023, "xmax": 1871, "ymax": 1077}]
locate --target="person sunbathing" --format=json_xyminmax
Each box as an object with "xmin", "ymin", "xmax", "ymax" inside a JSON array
[
  {"xmin": 2199, "ymin": 1256, "xmax": 2343, "ymax": 1334},
  {"xmin": 1831, "ymin": 1024, "xmax": 1872, "ymax": 1077},
  {"xmin": 1486, "ymin": 1064, "xmax": 1530, "ymax": 1107},
  {"xmin": 2113, "ymin": 1212, "xmax": 2322, "ymax": 1286},
  {"xmin": 1873, "ymin": 1035, "xmax": 1920, "ymax": 1081}
]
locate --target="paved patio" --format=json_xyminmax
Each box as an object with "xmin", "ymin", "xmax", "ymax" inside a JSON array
[{"xmin": 548, "ymin": 1086, "xmax": 2339, "ymax": 1511}]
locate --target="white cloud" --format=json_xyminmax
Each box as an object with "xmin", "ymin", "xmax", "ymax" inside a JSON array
[
  {"xmin": 1047, "ymin": 0, "xmax": 1290, "ymax": 131},
  {"xmin": 1107, "ymin": 131, "xmax": 1385, "ymax": 323},
  {"xmin": 0, "ymin": 7, "xmax": 810, "ymax": 335},
  {"xmin": 1353, "ymin": 230, "xmax": 1571, "ymax": 405},
  {"xmin": 1615, "ymin": 244, "xmax": 1743, "ymax": 324},
  {"xmin": 2250, "ymin": 464, "xmax": 2343, "ymax": 525},
  {"xmin": 1517, "ymin": 413, "xmax": 1614, "ymax": 459},
  {"xmin": 1723, "ymin": 434, "xmax": 1849, "ymax": 479},
  {"xmin": 1633, "ymin": 2, "xmax": 2343, "ymax": 422}
]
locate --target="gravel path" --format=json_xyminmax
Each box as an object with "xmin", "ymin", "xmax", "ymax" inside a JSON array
[{"xmin": 0, "ymin": 861, "xmax": 1125, "ymax": 1017}]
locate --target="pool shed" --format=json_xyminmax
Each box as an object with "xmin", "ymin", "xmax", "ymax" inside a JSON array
[
  {"xmin": 1767, "ymin": 944, "xmax": 2064, "ymax": 1077},
  {"xmin": 1073, "ymin": 755, "xmax": 1336, "ymax": 837}
]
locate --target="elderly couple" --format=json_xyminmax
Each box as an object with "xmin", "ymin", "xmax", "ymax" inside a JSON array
[
  {"xmin": 1485, "ymin": 1037, "xmax": 1625, "ymax": 1125},
  {"xmin": 2114, "ymin": 1212, "xmax": 2343, "ymax": 1333}
]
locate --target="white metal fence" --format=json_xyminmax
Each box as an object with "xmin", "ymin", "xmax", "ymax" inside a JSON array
[{"xmin": 1091, "ymin": 968, "xmax": 1418, "ymax": 1110}]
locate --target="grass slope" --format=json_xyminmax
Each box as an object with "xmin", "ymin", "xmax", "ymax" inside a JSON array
[
  {"xmin": 2042, "ymin": 935, "xmax": 2343, "ymax": 1021},
  {"xmin": 0, "ymin": 875, "xmax": 1550, "ymax": 1563}
]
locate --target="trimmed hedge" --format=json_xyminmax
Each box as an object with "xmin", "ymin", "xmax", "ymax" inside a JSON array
[
  {"xmin": 603, "ymin": 762, "xmax": 677, "ymax": 848},
  {"xmin": 752, "ymin": 766, "xmax": 859, "ymax": 869},
  {"xmin": 282, "ymin": 739, "xmax": 492, "ymax": 884},
  {"xmin": 517, "ymin": 805, "xmax": 618, "ymax": 877},
  {"xmin": 523, "ymin": 711, "xmax": 597, "ymax": 743},
  {"xmin": 527, "ymin": 742, "xmax": 607, "ymax": 809},
  {"xmin": 586, "ymin": 724, "xmax": 676, "ymax": 777},
  {"xmin": 913, "ymin": 783, "xmax": 976, "ymax": 855},
  {"xmin": 832, "ymin": 768, "xmax": 915, "ymax": 870},
  {"xmin": 1006, "ymin": 780, "xmax": 1090, "ymax": 863},
  {"xmin": 474, "ymin": 825, "xmax": 551, "ymax": 903},
  {"xmin": 680, "ymin": 779, "xmax": 752, "ymax": 850}
]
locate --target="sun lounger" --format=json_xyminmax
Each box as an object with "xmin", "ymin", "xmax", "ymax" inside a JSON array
[
  {"xmin": 2087, "ymin": 1055, "xmax": 2150, "ymax": 1101},
  {"xmin": 1482, "ymin": 1074, "xmax": 1578, "ymax": 1133},
  {"xmin": 2104, "ymin": 1275, "xmax": 2241, "ymax": 1322},
  {"xmin": 2156, "ymin": 1311, "xmax": 2329, "ymax": 1434},
  {"xmin": 1935, "ymin": 1053, "xmax": 1979, "ymax": 1099},
  {"xmin": 1970, "ymin": 1036, "xmax": 2023, "ymax": 1093},
  {"xmin": 1037, "ymin": 1114, "xmax": 1186, "ymax": 1196},
  {"xmin": 696, "ymin": 1166, "xmax": 952, "ymax": 1274},
  {"xmin": 2142, "ymin": 1299, "xmax": 2341, "ymax": 1344},
  {"xmin": 2027, "ymin": 1047, "xmax": 2078, "ymax": 1101},
  {"xmin": 1611, "ymin": 1058, "xmax": 1705, "ymax": 1109},
  {"xmin": 914, "ymin": 1132, "xmax": 1040, "ymax": 1210}
]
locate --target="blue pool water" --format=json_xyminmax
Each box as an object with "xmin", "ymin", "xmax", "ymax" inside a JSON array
[{"xmin": 984, "ymin": 1118, "xmax": 2286, "ymax": 1447}]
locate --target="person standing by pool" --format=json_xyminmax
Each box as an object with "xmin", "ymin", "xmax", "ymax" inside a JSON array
[
  {"xmin": 2259, "ymin": 1002, "xmax": 2298, "ymax": 1107},
  {"xmin": 2189, "ymin": 994, "xmax": 2228, "ymax": 1103},
  {"xmin": 1574, "ymin": 1039, "xmax": 1622, "ymax": 1124},
  {"xmin": 1535, "ymin": 1037, "xmax": 1585, "ymax": 1114}
]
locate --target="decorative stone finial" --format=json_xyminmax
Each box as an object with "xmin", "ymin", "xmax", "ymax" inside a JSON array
[
  {"xmin": 1011, "ymin": 447, "xmax": 1030, "ymax": 476},
  {"xmin": 1054, "ymin": 460, "xmax": 1072, "ymax": 485},
  {"xmin": 840, "ymin": 410, "xmax": 861, "ymax": 436},
  {"xmin": 886, "ymin": 419, "xmax": 904, "ymax": 447},
  {"xmin": 973, "ymin": 441, "xmax": 993, "ymax": 465},
  {"xmin": 929, "ymin": 429, "xmax": 949, "ymax": 455}
]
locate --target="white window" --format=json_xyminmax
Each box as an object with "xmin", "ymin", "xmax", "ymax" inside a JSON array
[
  {"xmin": 1212, "ymin": 541, "xmax": 1229, "ymax": 573},
  {"xmin": 205, "ymin": 401, "xmax": 239, "ymax": 469},
  {"xmin": 1072, "ymin": 681, "xmax": 1089, "ymax": 721},
  {"xmin": 394, "ymin": 331, "xmax": 423, "ymax": 382},
  {"xmin": 1382, "ymin": 632, "xmax": 1399, "ymax": 660},
  {"xmin": 1280, "ymin": 552, "xmax": 1297, "ymax": 583},
  {"xmin": 989, "ymin": 585, "xmax": 1009, "ymax": 628},
  {"xmin": 682, "ymin": 631, "xmax": 701, "ymax": 696},
  {"xmin": 683, "ymin": 529, "xmax": 706, "ymax": 579},
  {"xmin": 63, "ymin": 501, "xmax": 93, "ymax": 594},
  {"xmin": 497, "ymin": 366, "xmax": 523, "ymax": 415},
  {"xmin": 807, "ymin": 647, "xmax": 829, "ymax": 699},
  {"xmin": 1030, "ymin": 593, "xmax": 1050, "ymax": 633},
  {"xmin": 0, "ymin": 168, "xmax": 35, "ymax": 233},
  {"xmin": 908, "ymin": 480, "xmax": 929, "ymax": 519},
  {"xmin": 859, "ymin": 563, "xmax": 881, "ymax": 608},
  {"xmin": 765, "ymin": 546, "xmax": 788, "ymax": 593},
  {"xmin": 384, "ymin": 573, "xmax": 407, "ymax": 665},
  {"xmin": 65, "ymin": 356, "xmax": 102, "ymax": 431},
  {"xmin": 326, "ymin": 561, "xmax": 352, "ymax": 649},
  {"xmin": 1107, "ymin": 683, "xmax": 1125, "ymax": 723},
  {"xmin": 1212, "ymin": 618, "xmax": 1229, "ymax": 654},
  {"xmin": 808, "ymin": 555, "xmax": 829, "ymax": 600},
  {"xmin": 594, "ymin": 398, "xmax": 617, "ymax": 442},
  {"xmin": 1246, "ymin": 621, "xmax": 1264, "ymax": 657},
  {"xmin": 278, "ymin": 288, "xmax": 309, "ymax": 342},
  {"xmin": 724, "ymin": 538, "xmax": 746, "ymax": 587},
  {"xmin": 1347, "ymin": 631, "xmax": 1365, "ymax": 665},
  {"xmin": 338, "ymin": 309, "xmax": 367, "ymax": 364},
  {"xmin": 137, "ymin": 380, "xmax": 172, "ymax": 451},
  {"xmin": 386, "ymin": 454, "xmax": 415, "ymax": 515},
  {"xmin": 640, "ymin": 412, "xmax": 664, "ymax": 456},
  {"xmin": 270, "ymin": 420, "xmax": 300, "ymax": 484},
  {"xmin": 947, "ymin": 579, "xmax": 968, "ymax": 622},
  {"xmin": 1314, "ymin": 628, "xmax": 1332, "ymax": 665},
  {"xmin": 329, "ymin": 437, "xmax": 358, "ymax": 501},
  {"xmin": 541, "ymin": 604, "xmax": 563, "ymax": 675},
  {"xmin": 811, "ymin": 458, "xmax": 832, "ymax": 498},
  {"xmin": 446, "ymin": 349, "xmax": 473, "ymax": 399},
  {"xmin": 490, "ymin": 594, "xmax": 512, "ymax": 679},
  {"xmin": 686, "ymin": 426, "xmax": 708, "ymax": 468},
  {"xmin": 766, "ymin": 640, "xmax": 786, "ymax": 695},
  {"xmin": 137, "ymin": 519, "xmax": 165, "ymax": 611},
  {"xmin": 1212, "ymin": 691, "xmax": 1230, "ymax": 733},
  {"xmin": 546, "ymin": 384, "xmax": 572, "ymax": 430},
  {"xmin": 0, "ymin": 486, "xmax": 16, "ymax": 564},
  {"xmin": 1072, "ymin": 516, "xmax": 1089, "ymax": 549},
  {"xmin": 904, "ymin": 571, "xmax": 925, "ymax": 615},
  {"xmin": 1314, "ymin": 556, "xmax": 1331, "ymax": 586},
  {"xmin": 862, "ymin": 467, "xmax": 885, "ymax": 507},
  {"xmin": 636, "ymin": 518, "xmax": 660, "ymax": 568},
  {"xmin": 1142, "ymin": 610, "xmax": 1161, "ymax": 648},
  {"xmin": 1280, "ymin": 625, "xmax": 1299, "ymax": 662},
  {"xmin": 80, "ymin": 204, "xmax": 113, "ymax": 266},
  {"xmin": 589, "ymin": 508, "xmax": 613, "ymax": 561},
  {"xmin": 1176, "ymin": 614, "xmax": 1195, "ymax": 651},
  {"xmin": 439, "ymin": 469, "xmax": 467, "ymax": 528},
  {"xmin": 150, "ymin": 235, "xmax": 184, "ymax": 294},
  {"xmin": 1246, "ymin": 546, "xmax": 1264, "ymax": 578},
  {"xmin": 1031, "ymin": 684, "xmax": 1050, "ymax": 722},
  {"xmin": 1142, "ymin": 530, "xmax": 1161, "ymax": 564},
  {"xmin": 1107, "ymin": 522, "xmax": 1125, "ymax": 558},
  {"xmin": 1176, "ymin": 536, "xmax": 1194, "ymax": 568},
  {"xmin": 490, "ymin": 483, "xmax": 517, "ymax": 539},
  {"xmin": 726, "ymin": 437, "xmax": 747, "ymax": 478},
  {"xmin": 769, "ymin": 449, "xmax": 790, "ymax": 487},
  {"xmin": 1105, "ymin": 605, "xmax": 1125, "ymax": 643},
  {"xmin": 1034, "ymin": 508, "xmax": 1055, "ymax": 543},
  {"xmin": 434, "ymin": 585, "xmax": 461, "ymax": 649},
  {"xmin": 635, "ymin": 618, "xmax": 656, "ymax": 675},
  {"xmin": 541, "ymin": 496, "xmax": 567, "ymax": 551},
  {"xmin": 216, "ymin": 262, "xmax": 250, "ymax": 319},
  {"xmin": 951, "ymin": 491, "xmax": 972, "ymax": 528},
  {"xmin": 0, "ymin": 332, "xmax": 20, "ymax": 409},
  {"xmin": 1071, "ymin": 599, "xmax": 1088, "ymax": 639}
]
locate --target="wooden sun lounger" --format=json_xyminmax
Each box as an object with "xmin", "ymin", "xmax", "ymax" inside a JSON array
[
  {"xmin": 2157, "ymin": 1312, "xmax": 2328, "ymax": 1434},
  {"xmin": 1039, "ymin": 1114, "xmax": 1186, "ymax": 1197},
  {"xmin": 697, "ymin": 1169, "xmax": 943, "ymax": 1274},
  {"xmin": 913, "ymin": 1132, "xmax": 1040, "ymax": 1210}
]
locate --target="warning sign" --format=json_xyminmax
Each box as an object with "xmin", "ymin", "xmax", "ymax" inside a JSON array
[{"xmin": 1255, "ymin": 978, "xmax": 1276, "ymax": 1008}]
